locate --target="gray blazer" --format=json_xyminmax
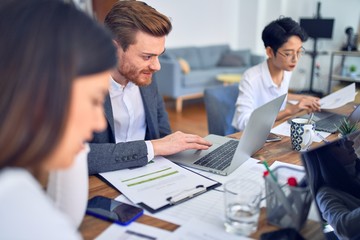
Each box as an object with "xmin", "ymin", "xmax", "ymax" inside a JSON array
[{"xmin": 88, "ymin": 80, "xmax": 171, "ymax": 175}]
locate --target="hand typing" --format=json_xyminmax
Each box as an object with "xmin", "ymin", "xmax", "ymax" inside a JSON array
[{"xmin": 151, "ymin": 131, "xmax": 212, "ymax": 156}]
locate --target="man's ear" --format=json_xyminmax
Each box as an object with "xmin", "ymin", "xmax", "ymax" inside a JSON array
[{"xmin": 266, "ymin": 46, "xmax": 274, "ymax": 58}]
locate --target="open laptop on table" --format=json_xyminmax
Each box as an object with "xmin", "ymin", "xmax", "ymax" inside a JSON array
[
  {"xmin": 295, "ymin": 104, "xmax": 360, "ymax": 133},
  {"xmin": 167, "ymin": 94, "xmax": 287, "ymax": 176},
  {"xmin": 301, "ymin": 130, "xmax": 360, "ymax": 240}
]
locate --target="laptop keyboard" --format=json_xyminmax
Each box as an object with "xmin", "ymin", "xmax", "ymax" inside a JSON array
[
  {"xmin": 193, "ymin": 140, "xmax": 238, "ymax": 171},
  {"xmin": 316, "ymin": 114, "xmax": 344, "ymax": 133}
]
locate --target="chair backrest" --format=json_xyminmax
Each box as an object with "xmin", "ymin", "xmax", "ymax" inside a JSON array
[{"xmin": 204, "ymin": 84, "xmax": 239, "ymax": 136}]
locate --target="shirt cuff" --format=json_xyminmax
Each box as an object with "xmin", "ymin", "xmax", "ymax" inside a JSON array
[{"xmin": 145, "ymin": 140, "xmax": 155, "ymax": 162}]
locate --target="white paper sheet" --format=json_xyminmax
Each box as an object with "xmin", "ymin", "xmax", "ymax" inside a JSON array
[
  {"xmin": 320, "ymin": 83, "xmax": 356, "ymax": 109},
  {"xmin": 112, "ymin": 160, "xmax": 320, "ymax": 238},
  {"xmin": 271, "ymin": 121, "xmax": 331, "ymax": 143},
  {"xmin": 288, "ymin": 83, "xmax": 356, "ymax": 109},
  {"xmin": 95, "ymin": 222, "xmax": 172, "ymax": 240},
  {"xmin": 99, "ymin": 156, "xmax": 219, "ymax": 211},
  {"xmin": 172, "ymin": 218, "xmax": 253, "ymax": 240}
]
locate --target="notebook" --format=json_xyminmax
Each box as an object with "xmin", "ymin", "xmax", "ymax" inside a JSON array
[
  {"xmin": 301, "ymin": 130, "xmax": 360, "ymax": 240},
  {"xmin": 296, "ymin": 104, "xmax": 360, "ymax": 133},
  {"xmin": 167, "ymin": 94, "xmax": 287, "ymax": 176}
]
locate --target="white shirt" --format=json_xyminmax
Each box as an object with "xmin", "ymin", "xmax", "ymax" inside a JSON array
[
  {"xmin": 0, "ymin": 168, "xmax": 81, "ymax": 240},
  {"xmin": 109, "ymin": 78, "xmax": 154, "ymax": 160},
  {"xmin": 232, "ymin": 61, "xmax": 290, "ymax": 131}
]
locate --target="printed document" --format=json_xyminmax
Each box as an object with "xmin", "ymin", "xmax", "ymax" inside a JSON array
[
  {"xmin": 99, "ymin": 156, "xmax": 219, "ymax": 211},
  {"xmin": 288, "ymin": 83, "xmax": 356, "ymax": 109},
  {"xmin": 320, "ymin": 83, "xmax": 356, "ymax": 109}
]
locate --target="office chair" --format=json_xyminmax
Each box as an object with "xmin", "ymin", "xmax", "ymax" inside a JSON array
[{"xmin": 204, "ymin": 84, "xmax": 239, "ymax": 136}]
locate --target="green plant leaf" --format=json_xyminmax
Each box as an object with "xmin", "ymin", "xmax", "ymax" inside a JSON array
[{"xmin": 335, "ymin": 118, "xmax": 359, "ymax": 136}]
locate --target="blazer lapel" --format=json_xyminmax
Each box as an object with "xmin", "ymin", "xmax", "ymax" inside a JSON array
[{"xmin": 104, "ymin": 94, "xmax": 115, "ymax": 134}]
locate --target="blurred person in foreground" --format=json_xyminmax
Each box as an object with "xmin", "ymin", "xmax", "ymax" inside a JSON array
[
  {"xmin": 304, "ymin": 132, "xmax": 360, "ymax": 240},
  {"xmin": 0, "ymin": 0, "xmax": 116, "ymax": 238}
]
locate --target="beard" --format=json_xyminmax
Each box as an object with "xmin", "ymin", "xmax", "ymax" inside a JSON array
[{"xmin": 118, "ymin": 61, "xmax": 153, "ymax": 87}]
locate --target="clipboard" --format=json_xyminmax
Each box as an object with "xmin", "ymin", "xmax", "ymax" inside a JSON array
[
  {"xmin": 138, "ymin": 175, "xmax": 221, "ymax": 213},
  {"xmin": 99, "ymin": 156, "xmax": 221, "ymax": 213}
]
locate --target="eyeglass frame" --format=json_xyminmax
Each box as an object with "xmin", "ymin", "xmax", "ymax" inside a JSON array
[{"xmin": 276, "ymin": 47, "xmax": 306, "ymax": 61}]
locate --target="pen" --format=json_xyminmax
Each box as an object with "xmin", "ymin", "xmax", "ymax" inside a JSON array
[
  {"xmin": 307, "ymin": 112, "xmax": 314, "ymax": 124},
  {"xmin": 262, "ymin": 160, "xmax": 277, "ymax": 182},
  {"xmin": 316, "ymin": 132, "xmax": 329, "ymax": 143},
  {"xmin": 264, "ymin": 173, "xmax": 293, "ymax": 220}
]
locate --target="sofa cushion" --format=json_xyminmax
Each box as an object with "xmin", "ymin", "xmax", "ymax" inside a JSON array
[
  {"xmin": 217, "ymin": 52, "xmax": 246, "ymax": 67},
  {"xmin": 178, "ymin": 58, "xmax": 191, "ymax": 74},
  {"xmin": 197, "ymin": 44, "xmax": 230, "ymax": 69},
  {"xmin": 164, "ymin": 47, "xmax": 202, "ymax": 70},
  {"xmin": 228, "ymin": 49, "xmax": 251, "ymax": 66}
]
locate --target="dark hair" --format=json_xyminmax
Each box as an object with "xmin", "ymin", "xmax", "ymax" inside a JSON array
[
  {"xmin": 262, "ymin": 17, "xmax": 308, "ymax": 54},
  {"xmin": 104, "ymin": 0, "xmax": 172, "ymax": 51},
  {"xmin": 0, "ymin": 0, "xmax": 117, "ymax": 171}
]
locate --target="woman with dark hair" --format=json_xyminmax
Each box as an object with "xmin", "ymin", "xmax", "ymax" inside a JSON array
[
  {"xmin": 303, "ymin": 134, "xmax": 360, "ymax": 240},
  {"xmin": 232, "ymin": 17, "xmax": 321, "ymax": 131},
  {"xmin": 0, "ymin": 0, "xmax": 116, "ymax": 238}
]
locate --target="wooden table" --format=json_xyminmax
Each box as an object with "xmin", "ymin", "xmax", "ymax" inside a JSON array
[{"xmin": 80, "ymin": 103, "xmax": 357, "ymax": 239}]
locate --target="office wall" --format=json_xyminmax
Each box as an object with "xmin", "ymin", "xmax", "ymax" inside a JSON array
[{"xmin": 144, "ymin": 0, "xmax": 360, "ymax": 93}]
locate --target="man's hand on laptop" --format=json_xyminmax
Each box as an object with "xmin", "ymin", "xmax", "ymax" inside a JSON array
[{"xmin": 151, "ymin": 131, "xmax": 212, "ymax": 156}]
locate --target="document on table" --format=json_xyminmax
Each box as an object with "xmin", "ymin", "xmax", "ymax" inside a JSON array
[
  {"xmin": 96, "ymin": 222, "xmax": 172, "ymax": 240},
  {"xmin": 288, "ymin": 83, "xmax": 356, "ymax": 109},
  {"xmin": 320, "ymin": 83, "xmax": 356, "ymax": 109},
  {"xmin": 114, "ymin": 160, "xmax": 314, "ymax": 235},
  {"xmin": 172, "ymin": 218, "xmax": 253, "ymax": 240},
  {"xmin": 99, "ymin": 156, "xmax": 220, "ymax": 213},
  {"xmin": 271, "ymin": 121, "xmax": 330, "ymax": 143}
]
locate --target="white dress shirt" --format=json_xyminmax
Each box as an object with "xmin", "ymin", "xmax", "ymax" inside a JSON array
[
  {"xmin": 232, "ymin": 61, "xmax": 290, "ymax": 131},
  {"xmin": 109, "ymin": 78, "xmax": 154, "ymax": 160}
]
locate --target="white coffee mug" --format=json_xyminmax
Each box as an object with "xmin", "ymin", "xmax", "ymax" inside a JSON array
[{"xmin": 290, "ymin": 118, "xmax": 315, "ymax": 151}]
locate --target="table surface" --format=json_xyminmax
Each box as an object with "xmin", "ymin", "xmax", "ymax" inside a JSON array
[{"xmin": 79, "ymin": 103, "xmax": 357, "ymax": 240}]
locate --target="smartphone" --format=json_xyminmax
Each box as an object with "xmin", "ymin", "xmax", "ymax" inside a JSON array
[
  {"xmin": 266, "ymin": 133, "xmax": 282, "ymax": 142},
  {"xmin": 86, "ymin": 196, "xmax": 143, "ymax": 226}
]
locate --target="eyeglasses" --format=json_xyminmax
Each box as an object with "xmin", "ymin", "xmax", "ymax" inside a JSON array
[{"xmin": 277, "ymin": 47, "xmax": 306, "ymax": 61}]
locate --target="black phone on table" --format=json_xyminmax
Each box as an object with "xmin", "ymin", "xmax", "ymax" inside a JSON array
[{"xmin": 86, "ymin": 196, "xmax": 143, "ymax": 226}]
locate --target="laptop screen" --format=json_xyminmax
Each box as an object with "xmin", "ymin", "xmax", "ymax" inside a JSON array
[{"xmin": 301, "ymin": 131, "xmax": 360, "ymax": 240}]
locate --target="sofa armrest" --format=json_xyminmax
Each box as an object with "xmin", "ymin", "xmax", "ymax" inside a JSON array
[
  {"xmin": 250, "ymin": 54, "xmax": 265, "ymax": 66},
  {"xmin": 154, "ymin": 57, "xmax": 183, "ymax": 98}
]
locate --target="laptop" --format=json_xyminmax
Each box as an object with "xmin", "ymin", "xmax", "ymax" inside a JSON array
[
  {"xmin": 301, "ymin": 130, "xmax": 360, "ymax": 240},
  {"xmin": 167, "ymin": 94, "xmax": 287, "ymax": 176},
  {"xmin": 295, "ymin": 105, "xmax": 360, "ymax": 133}
]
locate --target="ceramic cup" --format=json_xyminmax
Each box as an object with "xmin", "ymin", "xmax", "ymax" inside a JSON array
[{"xmin": 290, "ymin": 118, "xmax": 315, "ymax": 151}]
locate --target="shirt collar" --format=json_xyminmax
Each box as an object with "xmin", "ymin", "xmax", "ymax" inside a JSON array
[
  {"xmin": 263, "ymin": 61, "xmax": 289, "ymax": 89},
  {"xmin": 109, "ymin": 77, "xmax": 136, "ymax": 97}
]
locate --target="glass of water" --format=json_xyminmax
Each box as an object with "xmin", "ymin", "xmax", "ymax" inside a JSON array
[{"xmin": 224, "ymin": 178, "xmax": 262, "ymax": 236}]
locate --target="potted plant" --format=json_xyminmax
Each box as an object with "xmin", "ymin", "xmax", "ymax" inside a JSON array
[
  {"xmin": 349, "ymin": 65, "xmax": 357, "ymax": 78},
  {"xmin": 336, "ymin": 118, "xmax": 359, "ymax": 137}
]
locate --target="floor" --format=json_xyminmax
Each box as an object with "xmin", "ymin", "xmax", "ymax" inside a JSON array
[{"xmin": 164, "ymin": 98, "xmax": 208, "ymax": 137}]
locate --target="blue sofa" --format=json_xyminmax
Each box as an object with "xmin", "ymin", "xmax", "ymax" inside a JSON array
[{"xmin": 154, "ymin": 44, "xmax": 264, "ymax": 112}]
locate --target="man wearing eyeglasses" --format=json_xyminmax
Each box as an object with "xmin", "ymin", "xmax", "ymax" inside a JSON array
[{"xmin": 232, "ymin": 17, "xmax": 321, "ymax": 131}]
